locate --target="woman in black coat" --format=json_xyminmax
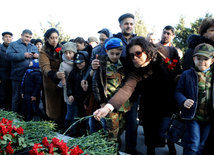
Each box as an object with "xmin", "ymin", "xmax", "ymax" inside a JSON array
[{"xmin": 94, "ymin": 36, "xmax": 181, "ymax": 155}]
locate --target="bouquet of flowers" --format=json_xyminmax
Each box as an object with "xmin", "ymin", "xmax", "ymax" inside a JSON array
[
  {"xmin": 0, "ymin": 118, "xmax": 26, "ymax": 154},
  {"xmin": 164, "ymin": 57, "xmax": 178, "ymax": 70},
  {"xmin": 29, "ymin": 137, "xmax": 84, "ymax": 155}
]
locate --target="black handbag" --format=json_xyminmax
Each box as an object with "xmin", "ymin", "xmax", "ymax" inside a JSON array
[{"xmin": 164, "ymin": 113, "xmax": 186, "ymax": 146}]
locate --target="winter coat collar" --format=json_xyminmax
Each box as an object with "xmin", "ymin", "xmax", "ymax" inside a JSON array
[
  {"xmin": 62, "ymin": 54, "xmax": 73, "ymax": 65},
  {"xmin": 187, "ymin": 34, "xmax": 214, "ymax": 48}
]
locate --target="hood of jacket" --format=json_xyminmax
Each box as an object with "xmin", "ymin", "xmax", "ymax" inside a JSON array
[{"xmin": 187, "ymin": 34, "xmax": 214, "ymax": 48}]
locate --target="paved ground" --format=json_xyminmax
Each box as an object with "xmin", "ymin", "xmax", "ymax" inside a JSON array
[{"xmin": 119, "ymin": 125, "xmax": 183, "ymax": 155}]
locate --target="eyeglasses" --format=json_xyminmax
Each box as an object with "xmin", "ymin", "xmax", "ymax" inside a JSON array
[{"xmin": 130, "ymin": 51, "xmax": 143, "ymax": 59}]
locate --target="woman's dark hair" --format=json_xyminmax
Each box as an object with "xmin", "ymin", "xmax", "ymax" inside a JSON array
[
  {"xmin": 125, "ymin": 36, "xmax": 158, "ymax": 73},
  {"xmin": 44, "ymin": 28, "xmax": 59, "ymax": 41},
  {"xmin": 199, "ymin": 18, "xmax": 214, "ymax": 36},
  {"xmin": 126, "ymin": 36, "xmax": 157, "ymax": 61},
  {"xmin": 74, "ymin": 37, "xmax": 85, "ymax": 44}
]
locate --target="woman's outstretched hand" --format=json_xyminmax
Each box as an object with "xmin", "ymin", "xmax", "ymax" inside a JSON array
[{"xmin": 93, "ymin": 106, "xmax": 111, "ymax": 121}]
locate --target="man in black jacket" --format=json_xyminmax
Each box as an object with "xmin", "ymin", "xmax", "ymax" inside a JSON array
[
  {"xmin": 0, "ymin": 32, "xmax": 13, "ymax": 110},
  {"xmin": 114, "ymin": 13, "xmax": 138, "ymax": 155}
]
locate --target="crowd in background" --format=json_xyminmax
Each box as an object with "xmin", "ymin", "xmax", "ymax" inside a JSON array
[{"xmin": 1, "ymin": 13, "xmax": 214, "ymax": 155}]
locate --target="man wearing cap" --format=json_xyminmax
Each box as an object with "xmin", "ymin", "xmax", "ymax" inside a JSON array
[
  {"xmin": 113, "ymin": 13, "xmax": 136, "ymax": 57},
  {"xmin": 0, "ymin": 32, "xmax": 13, "ymax": 110},
  {"xmin": 89, "ymin": 28, "xmax": 112, "ymax": 62},
  {"xmin": 175, "ymin": 43, "xmax": 214, "ymax": 155},
  {"xmin": 114, "ymin": 13, "xmax": 138, "ymax": 155},
  {"xmin": 6, "ymin": 29, "xmax": 38, "ymax": 113},
  {"xmin": 88, "ymin": 36, "xmax": 99, "ymax": 48}
]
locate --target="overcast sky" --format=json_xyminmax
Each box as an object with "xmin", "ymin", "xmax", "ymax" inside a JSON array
[{"xmin": 1, "ymin": 0, "xmax": 213, "ymax": 41}]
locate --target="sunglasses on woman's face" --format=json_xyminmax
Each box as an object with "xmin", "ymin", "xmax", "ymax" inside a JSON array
[{"xmin": 130, "ymin": 51, "xmax": 143, "ymax": 59}]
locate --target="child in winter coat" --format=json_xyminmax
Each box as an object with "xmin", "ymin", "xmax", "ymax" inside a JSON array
[
  {"xmin": 175, "ymin": 43, "xmax": 214, "ymax": 154},
  {"xmin": 91, "ymin": 38, "xmax": 131, "ymax": 145},
  {"xmin": 21, "ymin": 59, "xmax": 45, "ymax": 121},
  {"xmin": 58, "ymin": 42, "xmax": 77, "ymax": 104},
  {"xmin": 66, "ymin": 51, "xmax": 90, "ymax": 137}
]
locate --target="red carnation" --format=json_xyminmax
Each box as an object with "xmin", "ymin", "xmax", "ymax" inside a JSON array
[
  {"xmin": 1, "ymin": 118, "xmax": 8, "ymax": 124},
  {"xmin": 70, "ymin": 145, "xmax": 83, "ymax": 155},
  {"xmin": 55, "ymin": 47, "xmax": 62, "ymax": 53},
  {"xmin": 42, "ymin": 137, "xmax": 49, "ymax": 147},
  {"xmin": 173, "ymin": 59, "xmax": 178, "ymax": 63},
  {"xmin": 1, "ymin": 126, "xmax": 8, "ymax": 135},
  {"xmin": 17, "ymin": 126, "xmax": 24, "ymax": 134},
  {"xmin": 164, "ymin": 57, "xmax": 170, "ymax": 63},
  {"xmin": 48, "ymin": 143, "xmax": 54, "ymax": 154},
  {"xmin": 29, "ymin": 148, "xmax": 39, "ymax": 155},
  {"xmin": 5, "ymin": 142, "xmax": 14, "ymax": 154}
]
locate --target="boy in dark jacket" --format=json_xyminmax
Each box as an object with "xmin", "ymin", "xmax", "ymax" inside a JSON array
[
  {"xmin": 66, "ymin": 51, "xmax": 90, "ymax": 137},
  {"xmin": 175, "ymin": 43, "xmax": 214, "ymax": 154},
  {"xmin": 21, "ymin": 59, "xmax": 45, "ymax": 121}
]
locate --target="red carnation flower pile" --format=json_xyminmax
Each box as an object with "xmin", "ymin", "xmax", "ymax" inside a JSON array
[
  {"xmin": 29, "ymin": 137, "xmax": 84, "ymax": 155},
  {"xmin": 0, "ymin": 118, "xmax": 24, "ymax": 154},
  {"xmin": 164, "ymin": 57, "xmax": 178, "ymax": 70}
]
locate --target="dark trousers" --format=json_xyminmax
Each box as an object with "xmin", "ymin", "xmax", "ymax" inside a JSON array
[
  {"xmin": 203, "ymin": 122, "xmax": 214, "ymax": 155},
  {"xmin": 22, "ymin": 96, "xmax": 46, "ymax": 121},
  {"xmin": 65, "ymin": 101, "xmax": 87, "ymax": 137},
  {"xmin": 11, "ymin": 80, "xmax": 22, "ymax": 113},
  {"xmin": 183, "ymin": 120, "xmax": 211, "ymax": 155},
  {"xmin": 125, "ymin": 100, "xmax": 138, "ymax": 154},
  {"xmin": 0, "ymin": 79, "xmax": 12, "ymax": 110}
]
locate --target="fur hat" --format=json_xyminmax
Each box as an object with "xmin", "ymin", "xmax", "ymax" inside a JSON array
[{"xmin": 61, "ymin": 42, "xmax": 77, "ymax": 53}]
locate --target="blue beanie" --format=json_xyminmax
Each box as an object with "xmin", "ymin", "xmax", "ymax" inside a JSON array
[
  {"xmin": 32, "ymin": 59, "xmax": 40, "ymax": 68},
  {"xmin": 104, "ymin": 38, "xmax": 123, "ymax": 50}
]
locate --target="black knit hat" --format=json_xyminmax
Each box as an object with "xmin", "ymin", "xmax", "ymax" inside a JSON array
[
  {"xmin": 44, "ymin": 28, "xmax": 59, "ymax": 41},
  {"xmin": 34, "ymin": 39, "xmax": 43, "ymax": 45},
  {"xmin": 118, "ymin": 13, "xmax": 134, "ymax": 23},
  {"xmin": 2, "ymin": 31, "xmax": 13, "ymax": 37}
]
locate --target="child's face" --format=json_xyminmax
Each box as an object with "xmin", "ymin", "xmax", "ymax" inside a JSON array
[
  {"xmin": 36, "ymin": 42, "xmax": 43, "ymax": 51},
  {"xmin": 106, "ymin": 48, "xmax": 122, "ymax": 63},
  {"xmin": 76, "ymin": 61, "xmax": 86, "ymax": 70},
  {"xmin": 193, "ymin": 55, "xmax": 214, "ymax": 71},
  {"xmin": 64, "ymin": 50, "xmax": 75, "ymax": 60}
]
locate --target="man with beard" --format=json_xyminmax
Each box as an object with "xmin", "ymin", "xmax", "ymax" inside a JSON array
[
  {"xmin": 160, "ymin": 25, "xmax": 175, "ymax": 47},
  {"xmin": 182, "ymin": 18, "xmax": 214, "ymax": 154},
  {"xmin": 113, "ymin": 13, "xmax": 139, "ymax": 155},
  {"xmin": 113, "ymin": 13, "xmax": 137, "ymax": 57}
]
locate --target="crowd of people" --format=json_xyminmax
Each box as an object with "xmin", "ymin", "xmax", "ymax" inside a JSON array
[{"xmin": 0, "ymin": 13, "xmax": 214, "ymax": 155}]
